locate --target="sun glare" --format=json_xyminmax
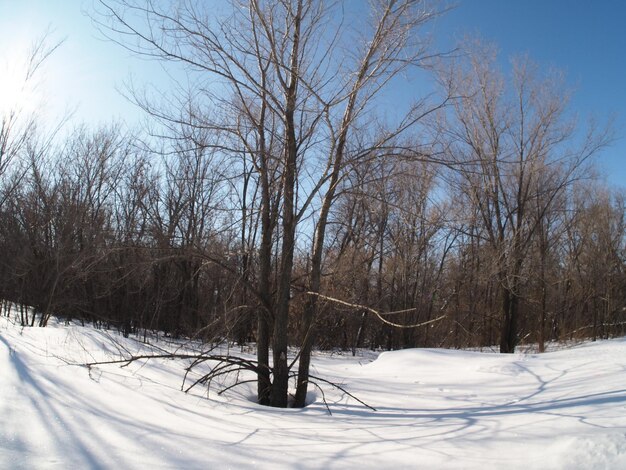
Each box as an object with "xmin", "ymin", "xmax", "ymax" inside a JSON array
[{"xmin": 0, "ymin": 52, "xmax": 38, "ymax": 116}]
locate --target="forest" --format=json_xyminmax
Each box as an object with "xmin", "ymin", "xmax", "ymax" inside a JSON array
[{"xmin": 0, "ymin": 0, "xmax": 623, "ymax": 408}]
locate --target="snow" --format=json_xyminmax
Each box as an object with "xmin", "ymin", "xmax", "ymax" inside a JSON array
[{"xmin": 2, "ymin": 316, "xmax": 626, "ymax": 469}]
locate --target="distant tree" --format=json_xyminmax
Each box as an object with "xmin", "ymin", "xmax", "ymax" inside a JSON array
[
  {"xmin": 0, "ymin": 32, "xmax": 64, "ymax": 208},
  {"xmin": 434, "ymin": 43, "xmax": 611, "ymax": 353}
]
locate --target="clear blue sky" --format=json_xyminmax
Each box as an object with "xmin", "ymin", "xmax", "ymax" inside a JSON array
[
  {"xmin": 435, "ymin": 0, "xmax": 626, "ymax": 188},
  {"xmin": 1, "ymin": 0, "xmax": 624, "ymax": 187},
  {"xmin": 0, "ymin": 0, "xmax": 165, "ymax": 125}
]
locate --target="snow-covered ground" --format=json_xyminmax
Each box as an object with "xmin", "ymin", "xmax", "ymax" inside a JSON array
[{"xmin": 1, "ymin": 315, "xmax": 626, "ymax": 469}]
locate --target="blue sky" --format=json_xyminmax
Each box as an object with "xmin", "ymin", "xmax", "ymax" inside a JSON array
[
  {"xmin": 0, "ymin": 0, "xmax": 165, "ymax": 125},
  {"xmin": 436, "ymin": 0, "xmax": 626, "ymax": 187},
  {"xmin": 0, "ymin": 0, "xmax": 624, "ymax": 187}
]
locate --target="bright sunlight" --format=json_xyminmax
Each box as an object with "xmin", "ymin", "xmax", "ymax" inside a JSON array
[{"xmin": 0, "ymin": 40, "xmax": 49, "ymax": 118}]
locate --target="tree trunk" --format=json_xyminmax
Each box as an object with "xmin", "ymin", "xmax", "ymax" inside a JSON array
[
  {"xmin": 270, "ymin": 1, "xmax": 302, "ymax": 408},
  {"xmin": 257, "ymin": 183, "xmax": 273, "ymax": 406},
  {"xmin": 256, "ymin": 161, "xmax": 273, "ymax": 405},
  {"xmin": 499, "ymin": 285, "xmax": 519, "ymax": 353},
  {"xmin": 538, "ymin": 245, "xmax": 547, "ymax": 353}
]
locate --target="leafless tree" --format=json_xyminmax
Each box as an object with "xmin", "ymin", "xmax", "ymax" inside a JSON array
[
  {"xmin": 94, "ymin": 0, "xmax": 448, "ymax": 407},
  {"xmin": 434, "ymin": 43, "xmax": 611, "ymax": 352},
  {"xmin": 0, "ymin": 32, "xmax": 65, "ymax": 208}
]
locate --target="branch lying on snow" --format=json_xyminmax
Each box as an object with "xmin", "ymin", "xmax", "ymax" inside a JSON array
[
  {"xmin": 308, "ymin": 374, "xmax": 378, "ymax": 413},
  {"xmin": 306, "ymin": 292, "xmax": 446, "ymax": 329},
  {"xmin": 182, "ymin": 357, "xmax": 263, "ymax": 394},
  {"xmin": 286, "ymin": 372, "xmax": 376, "ymax": 415},
  {"xmin": 83, "ymin": 353, "xmax": 246, "ymax": 369},
  {"xmin": 83, "ymin": 353, "xmax": 262, "ymax": 395},
  {"xmin": 84, "ymin": 350, "xmax": 376, "ymax": 413}
]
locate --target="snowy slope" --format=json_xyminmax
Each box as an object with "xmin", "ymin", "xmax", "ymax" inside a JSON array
[{"xmin": 1, "ymin": 316, "xmax": 626, "ymax": 469}]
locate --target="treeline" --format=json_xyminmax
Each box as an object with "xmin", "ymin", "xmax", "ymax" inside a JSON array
[
  {"xmin": 1, "ymin": 0, "xmax": 624, "ymax": 407},
  {"xmin": 1, "ymin": 90, "xmax": 623, "ymax": 353}
]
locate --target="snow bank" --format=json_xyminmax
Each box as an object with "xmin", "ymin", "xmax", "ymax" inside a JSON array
[{"xmin": 2, "ymin": 316, "xmax": 626, "ymax": 469}]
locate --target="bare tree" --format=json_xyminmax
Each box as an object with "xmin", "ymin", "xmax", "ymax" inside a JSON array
[
  {"xmin": 93, "ymin": 0, "xmax": 447, "ymax": 407},
  {"xmin": 435, "ymin": 43, "xmax": 611, "ymax": 352},
  {"xmin": 0, "ymin": 32, "xmax": 64, "ymax": 208}
]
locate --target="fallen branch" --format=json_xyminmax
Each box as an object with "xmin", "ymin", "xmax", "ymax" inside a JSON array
[
  {"xmin": 84, "ymin": 353, "xmax": 256, "ymax": 369},
  {"xmin": 309, "ymin": 374, "xmax": 377, "ymax": 412},
  {"xmin": 306, "ymin": 379, "xmax": 333, "ymax": 416},
  {"xmin": 217, "ymin": 379, "xmax": 258, "ymax": 396},
  {"xmin": 84, "ymin": 352, "xmax": 262, "ymax": 399},
  {"xmin": 306, "ymin": 292, "xmax": 446, "ymax": 329}
]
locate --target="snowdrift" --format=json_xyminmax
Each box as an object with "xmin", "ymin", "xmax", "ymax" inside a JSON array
[{"xmin": 1, "ymin": 317, "xmax": 626, "ymax": 469}]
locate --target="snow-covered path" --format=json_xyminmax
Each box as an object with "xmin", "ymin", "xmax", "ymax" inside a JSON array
[{"xmin": 1, "ymin": 318, "xmax": 626, "ymax": 469}]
